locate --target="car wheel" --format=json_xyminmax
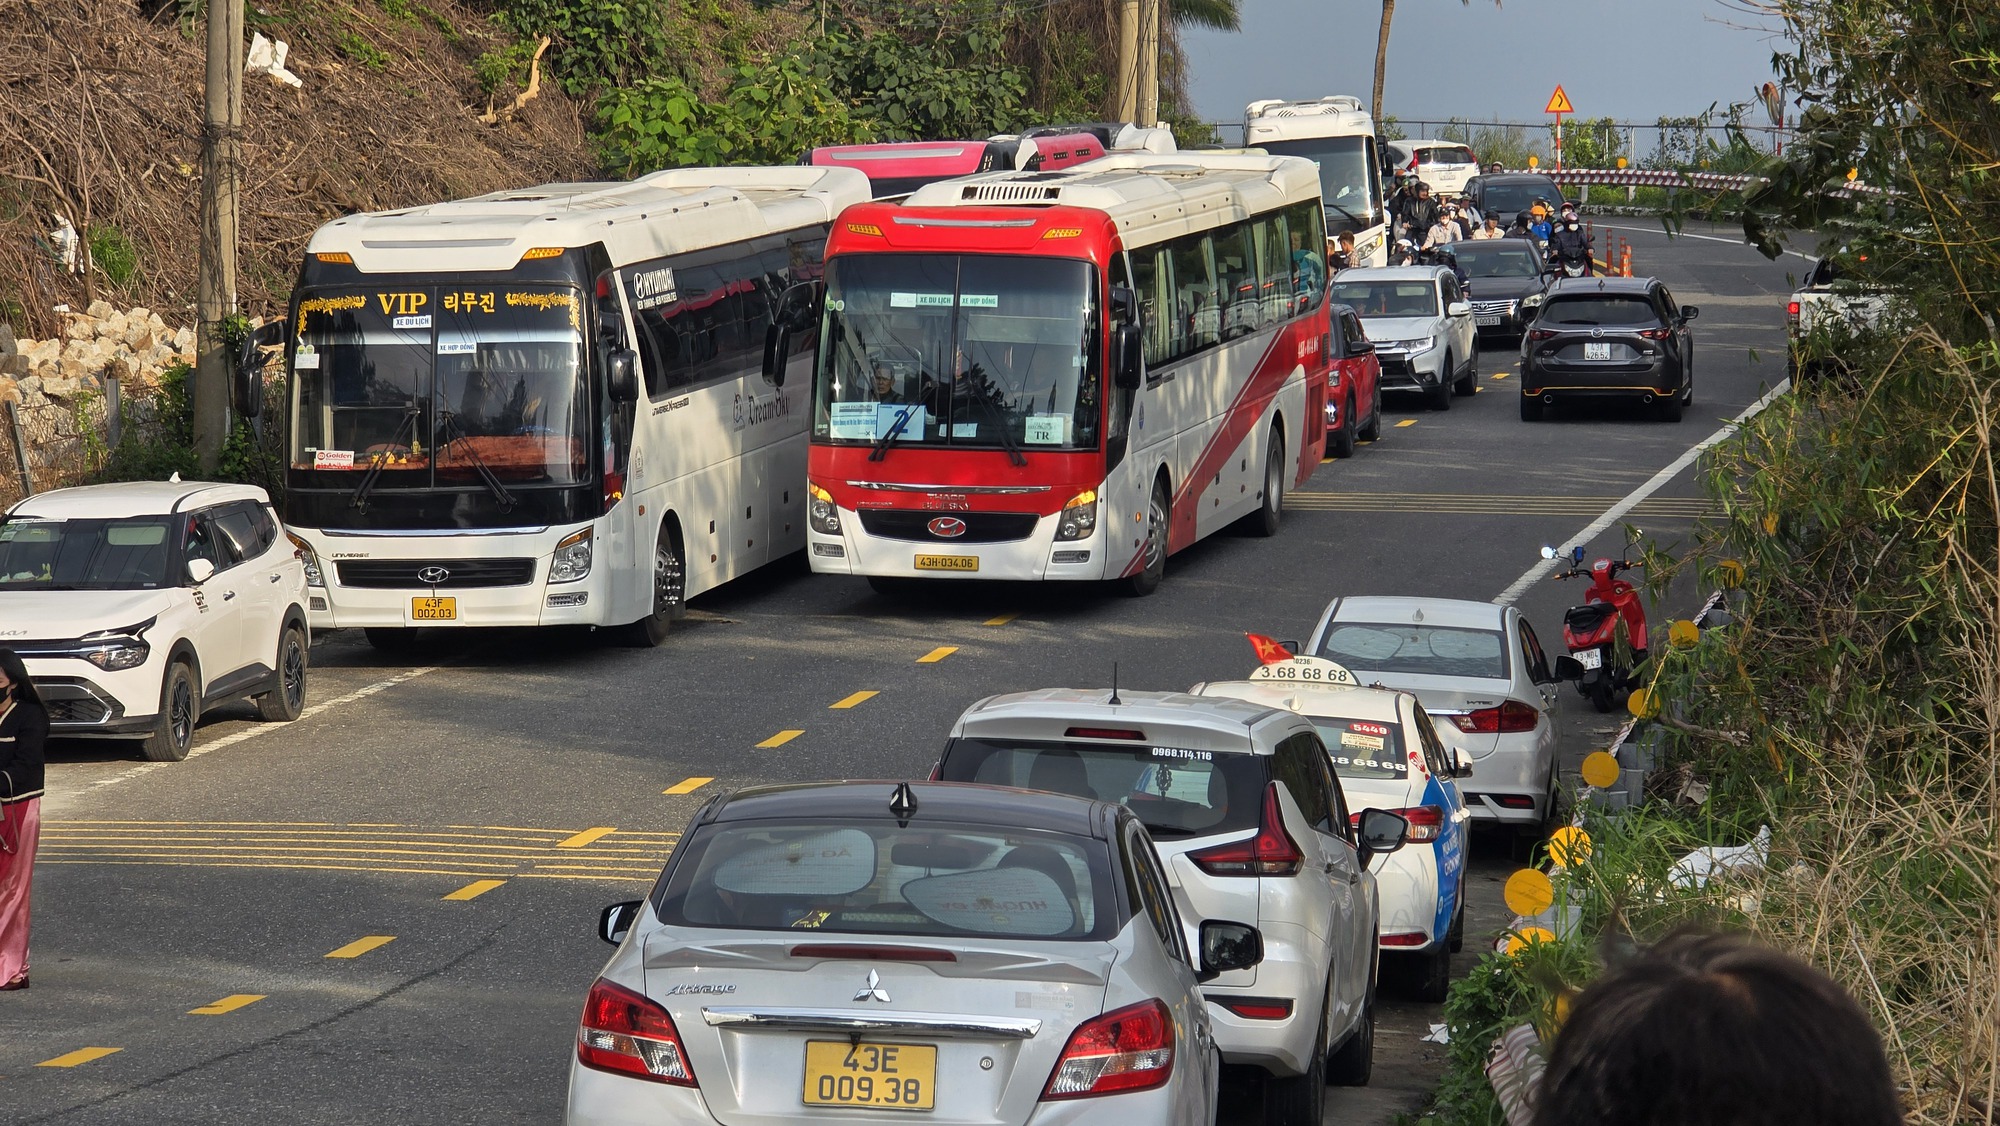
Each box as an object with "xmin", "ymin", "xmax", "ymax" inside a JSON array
[
  {"xmin": 1448, "ymin": 878, "xmax": 1467, "ymax": 953},
  {"xmin": 1263, "ymin": 983, "xmax": 1328, "ymax": 1124},
  {"xmin": 1454, "ymin": 351, "xmax": 1477, "ymax": 395},
  {"xmin": 1357, "ymin": 384, "xmax": 1383, "ymax": 441},
  {"xmin": 1248, "ymin": 429, "xmax": 1285, "ymax": 535},
  {"xmin": 1656, "ymin": 391, "xmax": 1685, "ymax": 422},
  {"xmin": 1326, "ymin": 978, "xmax": 1375, "ymax": 1086},
  {"xmin": 1328, "ymin": 395, "xmax": 1357, "ymax": 458},
  {"xmin": 621, "ymin": 525, "xmax": 685, "ymax": 647},
  {"xmin": 1519, "ymin": 393, "xmax": 1544, "ymax": 421},
  {"xmin": 1410, "ymin": 938, "xmax": 1453, "ymax": 1002},
  {"xmin": 364, "ymin": 627, "xmax": 424, "ymax": 654},
  {"xmin": 141, "ymin": 660, "xmax": 198, "ymax": 762},
  {"xmin": 255, "ymin": 624, "xmax": 308, "ymax": 722},
  {"xmin": 1426, "ymin": 358, "xmax": 1453, "ymax": 411},
  {"xmin": 1588, "ymin": 671, "xmax": 1616, "ymax": 712},
  {"xmin": 1120, "ymin": 479, "xmax": 1169, "ymax": 597}
]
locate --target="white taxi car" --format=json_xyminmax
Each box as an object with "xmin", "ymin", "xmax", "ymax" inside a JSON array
[
  {"xmin": 0, "ymin": 480, "xmax": 310, "ymax": 761},
  {"xmin": 1192, "ymin": 657, "xmax": 1471, "ymax": 1001},
  {"xmin": 935, "ymin": 690, "xmax": 1409, "ymax": 1126}
]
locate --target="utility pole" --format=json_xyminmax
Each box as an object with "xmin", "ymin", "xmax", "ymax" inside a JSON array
[
  {"xmin": 1136, "ymin": 0, "xmax": 1159, "ymax": 126},
  {"xmin": 194, "ymin": 0, "xmax": 244, "ymax": 473},
  {"xmin": 1114, "ymin": 0, "xmax": 1139, "ymax": 123}
]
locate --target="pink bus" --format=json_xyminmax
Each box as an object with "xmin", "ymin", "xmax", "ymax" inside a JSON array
[{"xmin": 804, "ymin": 133, "xmax": 1106, "ymax": 199}]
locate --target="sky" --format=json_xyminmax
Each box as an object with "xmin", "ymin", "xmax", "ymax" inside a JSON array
[{"xmin": 1182, "ymin": 0, "xmax": 1789, "ymax": 137}]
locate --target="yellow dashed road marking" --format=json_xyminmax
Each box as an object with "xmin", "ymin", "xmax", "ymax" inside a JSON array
[
  {"xmin": 662, "ymin": 777, "xmax": 713, "ymax": 795},
  {"xmin": 1492, "ymin": 372, "xmax": 1508, "ymax": 379},
  {"xmin": 39, "ymin": 1048, "xmax": 121, "ymax": 1068},
  {"xmin": 556, "ymin": 826, "xmax": 618, "ymax": 849},
  {"xmin": 1395, "ymin": 419, "xmax": 1417, "ymax": 428},
  {"xmin": 189, "ymin": 994, "xmax": 265, "ymax": 1016},
  {"xmin": 984, "ymin": 613, "xmax": 1018, "ymax": 626},
  {"xmin": 443, "ymin": 879, "xmax": 506, "ymax": 901},
  {"xmin": 917, "ymin": 646, "xmax": 959, "ymax": 663},
  {"xmin": 326, "ymin": 935, "xmax": 396, "ymax": 959},
  {"xmin": 830, "ymin": 691, "xmax": 879, "ymax": 710},
  {"xmin": 757, "ymin": 730, "xmax": 805, "ymax": 748}
]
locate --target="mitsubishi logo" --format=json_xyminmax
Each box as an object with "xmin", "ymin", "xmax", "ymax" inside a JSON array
[
  {"xmin": 854, "ymin": 969, "xmax": 891, "ymax": 1004},
  {"xmin": 927, "ymin": 516, "xmax": 967, "ymax": 538},
  {"xmin": 417, "ymin": 565, "xmax": 450, "ymax": 585}
]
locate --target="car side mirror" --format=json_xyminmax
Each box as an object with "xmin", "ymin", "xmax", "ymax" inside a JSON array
[
  {"xmin": 1349, "ymin": 338, "xmax": 1374, "ymax": 356},
  {"xmin": 606, "ymin": 348, "xmax": 640, "ymax": 402},
  {"xmin": 186, "ymin": 557, "xmax": 216, "ymax": 585},
  {"xmin": 1554, "ymin": 655, "xmax": 1585, "ymax": 681},
  {"xmin": 762, "ymin": 325, "xmax": 793, "ymax": 386},
  {"xmin": 1114, "ymin": 323, "xmax": 1143, "ymax": 390},
  {"xmin": 1355, "ymin": 808, "xmax": 1409, "ymax": 871},
  {"xmin": 1197, "ymin": 920, "xmax": 1263, "ymax": 982},
  {"xmin": 1452, "ymin": 754, "xmax": 1474, "ymax": 779},
  {"xmin": 599, "ymin": 899, "xmax": 644, "ymax": 946},
  {"xmin": 234, "ymin": 319, "xmax": 286, "ymax": 419},
  {"xmin": 1446, "ymin": 301, "xmax": 1471, "ymax": 317},
  {"xmin": 1681, "ymin": 305, "xmax": 1699, "ymax": 320}
]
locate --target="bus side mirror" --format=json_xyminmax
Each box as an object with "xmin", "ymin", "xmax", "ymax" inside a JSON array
[
  {"xmin": 606, "ymin": 349, "xmax": 640, "ymax": 403},
  {"xmin": 1111, "ymin": 284, "xmax": 1138, "ymax": 325},
  {"xmin": 234, "ymin": 320, "xmax": 286, "ymax": 419},
  {"xmin": 1114, "ymin": 323, "xmax": 1143, "ymax": 390},
  {"xmin": 778, "ymin": 282, "xmax": 819, "ymax": 330},
  {"xmin": 763, "ymin": 325, "xmax": 793, "ymax": 386}
]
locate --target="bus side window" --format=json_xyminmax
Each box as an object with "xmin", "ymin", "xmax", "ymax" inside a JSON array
[
  {"xmin": 1287, "ymin": 202, "xmax": 1327, "ymax": 312},
  {"xmin": 1251, "ymin": 214, "xmax": 1297, "ymax": 323},
  {"xmin": 1133, "ymin": 245, "xmax": 1174, "ymax": 370},
  {"xmin": 1168, "ymin": 232, "xmax": 1214, "ymax": 356},
  {"xmin": 1211, "ymin": 221, "xmax": 1256, "ymax": 339}
]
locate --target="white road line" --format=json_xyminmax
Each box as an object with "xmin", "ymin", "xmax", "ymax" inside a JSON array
[
  {"xmin": 84, "ymin": 666, "xmax": 443, "ymax": 793},
  {"xmin": 1493, "ymin": 380, "xmax": 1791, "ymax": 606},
  {"xmin": 1595, "ymin": 223, "xmax": 1817, "ymax": 261}
]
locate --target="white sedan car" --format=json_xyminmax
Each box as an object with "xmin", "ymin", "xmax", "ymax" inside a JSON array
[
  {"xmin": 1305, "ymin": 597, "xmax": 1572, "ymax": 840},
  {"xmin": 568, "ymin": 781, "xmax": 1264, "ymax": 1126},
  {"xmin": 1327, "ymin": 267, "xmax": 1478, "ymax": 411}
]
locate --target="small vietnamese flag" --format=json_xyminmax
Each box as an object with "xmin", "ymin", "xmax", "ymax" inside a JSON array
[{"xmin": 1246, "ymin": 633, "xmax": 1293, "ymax": 665}]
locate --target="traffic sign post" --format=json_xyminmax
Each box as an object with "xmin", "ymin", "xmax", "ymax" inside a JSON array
[{"xmin": 1545, "ymin": 85, "xmax": 1573, "ymax": 170}]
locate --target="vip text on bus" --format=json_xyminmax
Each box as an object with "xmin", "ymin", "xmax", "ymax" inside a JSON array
[
  {"xmin": 806, "ymin": 153, "xmax": 1333, "ymax": 595},
  {"xmin": 279, "ymin": 166, "xmax": 869, "ymax": 648},
  {"xmin": 1244, "ymin": 96, "xmax": 1389, "ymax": 268}
]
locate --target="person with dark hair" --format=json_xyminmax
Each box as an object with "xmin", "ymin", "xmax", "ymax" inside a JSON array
[
  {"xmin": 0, "ymin": 648, "xmax": 47, "ymax": 991},
  {"xmin": 1532, "ymin": 930, "xmax": 1904, "ymax": 1126}
]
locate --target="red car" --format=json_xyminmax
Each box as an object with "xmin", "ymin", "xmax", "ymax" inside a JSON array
[{"xmin": 1325, "ymin": 302, "xmax": 1384, "ymax": 457}]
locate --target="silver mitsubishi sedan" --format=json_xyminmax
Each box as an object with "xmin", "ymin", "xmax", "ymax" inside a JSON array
[{"xmin": 565, "ymin": 780, "xmax": 1263, "ymax": 1126}]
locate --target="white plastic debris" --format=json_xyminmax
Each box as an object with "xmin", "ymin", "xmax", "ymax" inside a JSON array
[
  {"xmin": 1669, "ymin": 825, "xmax": 1771, "ymax": 889},
  {"xmin": 1485, "ymin": 1023, "xmax": 1545, "ymax": 1126},
  {"xmin": 247, "ymin": 33, "xmax": 303, "ymax": 88},
  {"xmin": 49, "ymin": 214, "xmax": 79, "ymax": 273},
  {"xmin": 1422, "ymin": 1022, "xmax": 1450, "ymax": 1044}
]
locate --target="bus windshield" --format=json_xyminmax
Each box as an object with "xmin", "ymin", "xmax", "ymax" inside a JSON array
[
  {"xmin": 813, "ymin": 255, "xmax": 1101, "ymax": 452},
  {"xmin": 1258, "ymin": 135, "xmax": 1381, "ymax": 230},
  {"xmin": 289, "ymin": 285, "xmax": 590, "ymax": 487}
]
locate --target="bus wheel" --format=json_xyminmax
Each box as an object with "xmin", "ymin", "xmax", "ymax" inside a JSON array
[
  {"xmin": 622, "ymin": 526, "xmax": 684, "ymax": 648},
  {"xmin": 1248, "ymin": 428, "xmax": 1284, "ymax": 537},
  {"xmin": 1121, "ymin": 480, "xmax": 1169, "ymax": 597}
]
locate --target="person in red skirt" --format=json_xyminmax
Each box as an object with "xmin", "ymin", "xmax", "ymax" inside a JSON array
[{"xmin": 0, "ymin": 649, "xmax": 48, "ymax": 991}]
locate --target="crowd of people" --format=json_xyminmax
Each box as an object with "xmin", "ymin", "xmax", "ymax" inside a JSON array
[{"xmin": 1324, "ymin": 166, "xmax": 1593, "ymax": 279}]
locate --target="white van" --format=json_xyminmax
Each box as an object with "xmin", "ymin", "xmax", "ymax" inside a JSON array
[{"xmin": 1387, "ymin": 140, "xmax": 1479, "ymax": 197}]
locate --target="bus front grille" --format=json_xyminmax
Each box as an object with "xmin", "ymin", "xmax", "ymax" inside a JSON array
[
  {"xmin": 856, "ymin": 510, "xmax": 1040, "ymax": 544},
  {"xmin": 335, "ymin": 558, "xmax": 538, "ymax": 588}
]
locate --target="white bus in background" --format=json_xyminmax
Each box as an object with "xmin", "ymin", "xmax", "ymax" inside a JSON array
[
  {"xmin": 1245, "ymin": 96, "xmax": 1389, "ymax": 267},
  {"xmin": 270, "ymin": 166, "xmax": 869, "ymax": 649}
]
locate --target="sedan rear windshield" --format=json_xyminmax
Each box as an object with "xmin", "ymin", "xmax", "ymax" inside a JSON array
[
  {"xmin": 1418, "ymin": 145, "xmax": 1476, "ymax": 166},
  {"xmin": 654, "ymin": 819, "xmax": 1115, "ymax": 940},
  {"xmin": 938, "ymin": 738, "xmax": 1266, "ymax": 838},
  {"xmin": 1478, "ymin": 180, "xmax": 1564, "ymax": 218},
  {"xmin": 1319, "ymin": 623, "xmax": 1508, "ymax": 679},
  {"xmin": 1541, "ymin": 297, "xmax": 1660, "ymax": 326}
]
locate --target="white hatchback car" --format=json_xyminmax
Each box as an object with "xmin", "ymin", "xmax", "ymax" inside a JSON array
[
  {"xmin": 568, "ymin": 781, "xmax": 1263, "ymax": 1126},
  {"xmin": 0, "ymin": 480, "xmax": 310, "ymax": 761},
  {"xmin": 1192, "ymin": 658, "xmax": 1473, "ymax": 1001},
  {"xmin": 1327, "ymin": 267, "xmax": 1478, "ymax": 410},
  {"xmin": 1305, "ymin": 597, "xmax": 1569, "ymax": 839},
  {"xmin": 935, "ymin": 689, "xmax": 1409, "ymax": 1126}
]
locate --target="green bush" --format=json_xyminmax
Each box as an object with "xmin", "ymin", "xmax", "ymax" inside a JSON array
[{"xmin": 87, "ymin": 225, "xmax": 139, "ymax": 286}]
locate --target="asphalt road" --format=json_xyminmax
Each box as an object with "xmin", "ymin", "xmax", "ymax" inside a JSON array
[{"xmin": 4, "ymin": 221, "xmax": 1802, "ymax": 1125}]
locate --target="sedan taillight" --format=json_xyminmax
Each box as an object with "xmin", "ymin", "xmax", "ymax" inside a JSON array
[
  {"xmin": 1042, "ymin": 999, "xmax": 1174, "ymax": 1098},
  {"xmin": 1450, "ymin": 700, "xmax": 1541, "ymax": 734},
  {"xmin": 577, "ymin": 978, "xmax": 698, "ymax": 1086}
]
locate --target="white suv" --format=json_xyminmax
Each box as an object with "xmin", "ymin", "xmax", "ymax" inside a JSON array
[
  {"xmin": 1327, "ymin": 266, "xmax": 1478, "ymax": 411},
  {"xmin": 935, "ymin": 689, "xmax": 1409, "ymax": 1126},
  {"xmin": 0, "ymin": 480, "xmax": 310, "ymax": 761}
]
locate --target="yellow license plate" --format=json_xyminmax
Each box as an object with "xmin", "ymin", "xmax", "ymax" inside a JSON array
[
  {"xmin": 410, "ymin": 596, "xmax": 457, "ymax": 621},
  {"xmin": 802, "ymin": 1041, "xmax": 936, "ymax": 1111},
  {"xmin": 913, "ymin": 554, "xmax": 978, "ymax": 572}
]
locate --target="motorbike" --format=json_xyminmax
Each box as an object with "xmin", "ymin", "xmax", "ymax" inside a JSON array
[{"xmin": 1541, "ymin": 542, "xmax": 1650, "ymax": 713}]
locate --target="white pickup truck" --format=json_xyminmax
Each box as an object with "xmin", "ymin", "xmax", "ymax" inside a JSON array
[{"xmin": 1786, "ymin": 254, "xmax": 1901, "ymax": 380}]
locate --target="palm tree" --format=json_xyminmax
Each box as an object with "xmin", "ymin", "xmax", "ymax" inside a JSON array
[
  {"xmin": 1374, "ymin": 1, "xmax": 1487, "ymax": 124},
  {"xmin": 1169, "ymin": 0, "xmax": 1241, "ymax": 30}
]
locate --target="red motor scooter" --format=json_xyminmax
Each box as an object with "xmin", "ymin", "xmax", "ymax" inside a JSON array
[{"xmin": 1542, "ymin": 542, "xmax": 1649, "ymax": 713}]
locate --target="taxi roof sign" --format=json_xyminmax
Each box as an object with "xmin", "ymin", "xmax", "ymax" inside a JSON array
[
  {"xmin": 1248, "ymin": 656, "xmax": 1358, "ymax": 687},
  {"xmin": 1544, "ymin": 85, "xmax": 1574, "ymax": 115}
]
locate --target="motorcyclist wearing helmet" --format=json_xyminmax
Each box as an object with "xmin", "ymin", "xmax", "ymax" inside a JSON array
[
  {"xmin": 1398, "ymin": 181, "xmax": 1443, "ymax": 245},
  {"xmin": 1391, "ymin": 238, "xmax": 1421, "ymax": 267},
  {"xmin": 1528, "ymin": 201, "xmax": 1554, "ymax": 246},
  {"xmin": 1546, "ymin": 206, "xmax": 1593, "ymax": 276}
]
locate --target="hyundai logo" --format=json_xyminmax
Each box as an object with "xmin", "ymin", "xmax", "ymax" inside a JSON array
[
  {"xmin": 417, "ymin": 565, "xmax": 450, "ymax": 585},
  {"xmin": 928, "ymin": 517, "xmax": 967, "ymax": 538}
]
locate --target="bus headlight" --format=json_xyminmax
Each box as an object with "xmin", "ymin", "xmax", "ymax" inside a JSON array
[
  {"xmin": 287, "ymin": 532, "xmax": 325, "ymax": 587},
  {"xmin": 1056, "ymin": 489, "xmax": 1098, "ymax": 541},
  {"xmin": 549, "ymin": 528, "xmax": 593, "ymax": 583},
  {"xmin": 809, "ymin": 483, "xmax": 842, "ymax": 535}
]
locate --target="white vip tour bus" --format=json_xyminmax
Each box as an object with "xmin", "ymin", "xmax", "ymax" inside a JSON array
[
  {"xmin": 270, "ymin": 166, "xmax": 869, "ymax": 648},
  {"xmin": 1244, "ymin": 96, "xmax": 1389, "ymax": 268}
]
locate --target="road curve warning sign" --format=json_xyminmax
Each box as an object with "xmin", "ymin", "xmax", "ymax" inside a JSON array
[{"xmin": 1545, "ymin": 85, "xmax": 1574, "ymax": 115}]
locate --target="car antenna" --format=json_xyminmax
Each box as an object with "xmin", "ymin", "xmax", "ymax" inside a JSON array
[
  {"xmin": 1108, "ymin": 662, "xmax": 1123, "ymax": 706},
  {"xmin": 889, "ymin": 782, "xmax": 918, "ymax": 822}
]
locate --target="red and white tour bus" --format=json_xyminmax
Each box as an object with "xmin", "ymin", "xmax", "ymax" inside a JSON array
[
  {"xmin": 806, "ymin": 152, "xmax": 1332, "ymax": 595},
  {"xmin": 805, "ymin": 133, "xmax": 1107, "ymax": 199}
]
